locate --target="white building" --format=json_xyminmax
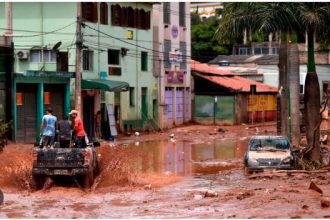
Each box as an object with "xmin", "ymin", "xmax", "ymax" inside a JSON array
[
  {"xmin": 190, "ymin": 2, "xmax": 223, "ymax": 20},
  {"xmin": 153, "ymin": 2, "xmax": 191, "ymax": 129}
]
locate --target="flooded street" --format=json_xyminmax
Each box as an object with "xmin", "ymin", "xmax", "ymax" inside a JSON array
[{"xmin": 1, "ymin": 123, "xmax": 330, "ymax": 218}]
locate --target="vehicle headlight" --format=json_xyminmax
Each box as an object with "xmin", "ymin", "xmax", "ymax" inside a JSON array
[{"xmin": 281, "ymin": 156, "xmax": 292, "ymax": 165}]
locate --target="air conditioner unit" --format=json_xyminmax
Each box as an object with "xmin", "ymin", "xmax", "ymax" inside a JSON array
[{"xmin": 16, "ymin": 50, "xmax": 29, "ymax": 59}]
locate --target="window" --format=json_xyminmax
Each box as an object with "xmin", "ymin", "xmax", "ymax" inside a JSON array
[
  {"xmin": 108, "ymin": 49, "xmax": 120, "ymax": 65},
  {"xmin": 129, "ymin": 87, "xmax": 135, "ymax": 106},
  {"xmin": 127, "ymin": 7, "xmax": 134, "ymax": 27},
  {"xmin": 179, "ymin": 2, "xmax": 185, "ymax": 27},
  {"xmin": 164, "ymin": 39, "xmax": 171, "ymax": 68},
  {"xmin": 30, "ymin": 50, "xmax": 56, "ymax": 63},
  {"xmin": 30, "ymin": 50, "xmax": 41, "ymax": 63},
  {"xmin": 163, "ymin": 2, "xmax": 170, "ymax": 24},
  {"xmin": 82, "ymin": 2, "xmax": 98, "ymax": 23},
  {"xmin": 111, "ymin": 4, "xmax": 121, "ymax": 26},
  {"xmin": 110, "ymin": 5, "xmax": 151, "ymax": 30},
  {"xmin": 100, "ymin": 2, "xmax": 108, "ymax": 25},
  {"xmin": 141, "ymin": 51, "xmax": 148, "ymax": 71},
  {"xmin": 179, "ymin": 42, "xmax": 186, "ymax": 70},
  {"xmin": 83, "ymin": 50, "xmax": 93, "ymax": 71}
]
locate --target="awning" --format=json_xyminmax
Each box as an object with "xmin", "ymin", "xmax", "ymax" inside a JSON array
[{"xmin": 81, "ymin": 79, "xmax": 129, "ymax": 92}]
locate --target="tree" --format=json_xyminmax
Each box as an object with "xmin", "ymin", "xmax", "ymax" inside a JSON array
[
  {"xmin": 216, "ymin": 2, "xmax": 330, "ymax": 164},
  {"xmin": 297, "ymin": 3, "xmax": 330, "ymax": 162},
  {"xmin": 215, "ymin": 2, "xmax": 298, "ymax": 142},
  {"xmin": 191, "ymin": 14, "xmax": 230, "ymax": 62}
]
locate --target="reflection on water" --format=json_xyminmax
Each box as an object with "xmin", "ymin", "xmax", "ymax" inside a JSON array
[{"xmin": 121, "ymin": 138, "xmax": 249, "ymax": 176}]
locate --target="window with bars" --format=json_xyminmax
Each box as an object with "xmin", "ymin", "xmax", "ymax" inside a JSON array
[
  {"xmin": 179, "ymin": 41, "xmax": 186, "ymax": 70},
  {"xmin": 163, "ymin": 2, "xmax": 170, "ymax": 24},
  {"xmin": 83, "ymin": 50, "xmax": 93, "ymax": 71},
  {"xmin": 179, "ymin": 2, "xmax": 185, "ymax": 27},
  {"xmin": 141, "ymin": 51, "xmax": 148, "ymax": 71},
  {"xmin": 164, "ymin": 39, "xmax": 171, "ymax": 68}
]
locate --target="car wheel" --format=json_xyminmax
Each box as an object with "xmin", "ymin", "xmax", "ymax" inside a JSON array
[
  {"xmin": 31, "ymin": 175, "xmax": 46, "ymax": 191},
  {"xmin": 82, "ymin": 168, "xmax": 94, "ymax": 189},
  {"xmin": 244, "ymin": 167, "xmax": 253, "ymax": 176}
]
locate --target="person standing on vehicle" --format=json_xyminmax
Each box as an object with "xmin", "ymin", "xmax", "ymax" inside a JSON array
[
  {"xmin": 57, "ymin": 115, "xmax": 72, "ymax": 148},
  {"xmin": 69, "ymin": 110, "xmax": 88, "ymax": 148},
  {"xmin": 40, "ymin": 108, "xmax": 57, "ymax": 148}
]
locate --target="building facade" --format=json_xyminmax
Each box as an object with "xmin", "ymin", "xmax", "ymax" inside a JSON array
[
  {"xmin": 153, "ymin": 2, "xmax": 191, "ymax": 129},
  {"xmin": 0, "ymin": 2, "xmax": 157, "ymax": 142}
]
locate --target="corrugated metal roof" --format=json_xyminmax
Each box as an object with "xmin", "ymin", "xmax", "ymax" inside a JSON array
[{"xmin": 191, "ymin": 60, "xmax": 278, "ymax": 93}]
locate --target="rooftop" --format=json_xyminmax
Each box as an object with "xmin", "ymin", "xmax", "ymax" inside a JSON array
[{"xmin": 191, "ymin": 60, "xmax": 278, "ymax": 93}]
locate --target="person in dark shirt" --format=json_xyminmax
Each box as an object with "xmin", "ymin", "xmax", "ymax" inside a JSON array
[{"xmin": 57, "ymin": 115, "xmax": 72, "ymax": 148}]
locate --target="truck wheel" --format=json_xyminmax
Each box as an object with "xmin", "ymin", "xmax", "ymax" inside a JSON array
[
  {"xmin": 244, "ymin": 167, "xmax": 253, "ymax": 176},
  {"xmin": 31, "ymin": 175, "xmax": 46, "ymax": 191},
  {"xmin": 83, "ymin": 169, "xmax": 94, "ymax": 189}
]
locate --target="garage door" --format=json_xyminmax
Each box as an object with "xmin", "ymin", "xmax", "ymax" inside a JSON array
[{"xmin": 16, "ymin": 84, "xmax": 37, "ymax": 143}]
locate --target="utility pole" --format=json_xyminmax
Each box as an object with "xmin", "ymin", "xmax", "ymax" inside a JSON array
[
  {"xmin": 75, "ymin": 2, "xmax": 82, "ymax": 114},
  {"xmin": 4, "ymin": 2, "xmax": 14, "ymax": 140}
]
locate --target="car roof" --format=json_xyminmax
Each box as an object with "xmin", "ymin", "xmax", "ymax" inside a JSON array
[{"xmin": 250, "ymin": 135, "xmax": 288, "ymax": 140}]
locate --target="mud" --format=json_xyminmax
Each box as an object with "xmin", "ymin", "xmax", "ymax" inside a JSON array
[{"xmin": 1, "ymin": 123, "xmax": 330, "ymax": 218}]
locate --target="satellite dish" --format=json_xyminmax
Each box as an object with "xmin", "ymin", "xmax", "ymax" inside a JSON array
[{"xmin": 52, "ymin": 41, "xmax": 62, "ymax": 51}]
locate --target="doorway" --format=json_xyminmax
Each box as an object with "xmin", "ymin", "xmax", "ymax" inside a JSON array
[
  {"xmin": 16, "ymin": 83, "xmax": 37, "ymax": 143},
  {"xmin": 83, "ymin": 96, "xmax": 94, "ymax": 138},
  {"xmin": 141, "ymin": 87, "xmax": 148, "ymax": 126}
]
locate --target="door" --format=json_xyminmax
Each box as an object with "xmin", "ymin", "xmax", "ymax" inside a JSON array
[
  {"xmin": 176, "ymin": 88, "xmax": 184, "ymax": 123},
  {"xmin": 16, "ymin": 84, "xmax": 37, "ymax": 143},
  {"xmin": 141, "ymin": 87, "xmax": 148, "ymax": 126},
  {"xmin": 83, "ymin": 96, "xmax": 94, "ymax": 137},
  {"xmin": 57, "ymin": 52, "xmax": 68, "ymax": 72},
  {"xmin": 165, "ymin": 87, "xmax": 174, "ymax": 120}
]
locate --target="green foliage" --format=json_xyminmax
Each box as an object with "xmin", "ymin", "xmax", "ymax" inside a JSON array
[{"xmin": 191, "ymin": 15, "xmax": 230, "ymax": 60}]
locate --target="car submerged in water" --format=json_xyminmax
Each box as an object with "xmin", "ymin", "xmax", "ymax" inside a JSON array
[{"xmin": 243, "ymin": 136, "xmax": 295, "ymax": 175}]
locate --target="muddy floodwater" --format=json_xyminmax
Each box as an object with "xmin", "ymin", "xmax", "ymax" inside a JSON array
[{"xmin": 1, "ymin": 124, "xmax": 330, "ymax": 218}]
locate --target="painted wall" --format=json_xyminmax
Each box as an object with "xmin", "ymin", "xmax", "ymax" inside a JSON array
[
  {"xmin": 153, "ymin": 2, "xmax": 191, "ymax": 129},
  {"xmin": 0, "ymin": 2, "xmax": 77, "ymax": 74},
  {"xmin": 82, "ymin": 2, "xmax": 156, "ymax": 130}
]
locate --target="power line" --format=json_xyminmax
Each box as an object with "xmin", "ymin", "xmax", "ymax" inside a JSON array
[{"xmin": 0, "ymin": 22, "xmax": 76, "ymax": 38}]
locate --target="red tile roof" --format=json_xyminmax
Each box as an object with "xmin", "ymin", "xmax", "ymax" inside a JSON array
[{"xmin": 191, "ymin": 60, "xmax": 278, "ymax": 93}]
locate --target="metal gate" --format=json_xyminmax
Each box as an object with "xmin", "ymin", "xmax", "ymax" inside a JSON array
[
  {"xmin": 165, "ymin": 87, "xmax": 174, "ymax": 120},
  {"xmin": 44, "ymin": 84, "xmax": 64, "ymax": 119},
  {"xmin": 16, "ymin": 84, "xmax": 37, "ymax": 143},
  {"xmin": 176, "ymin": 87, "xmax": 184, "ymax": 123}
]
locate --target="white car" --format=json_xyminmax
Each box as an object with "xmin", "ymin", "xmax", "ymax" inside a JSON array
[{"xmin": 243, "ymin": 136, "xmax": 294, "ymax": 175}]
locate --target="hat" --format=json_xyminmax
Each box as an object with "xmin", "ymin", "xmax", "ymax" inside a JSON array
[{"xmin": 69, "ymin": 110, "xmax": 78, "ymax": 115}]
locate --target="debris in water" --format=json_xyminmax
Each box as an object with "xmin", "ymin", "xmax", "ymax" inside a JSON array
[
  {"xmin": 218, "ymin": 128, "xmax": 226, "ymax": 133},
  {"xmin": 205, "ymin": 190, "xmax": 218, "ymax": 197},
  {"xmin": 309, "ymin": 181, "xmax": 323, "ymax": 194},
  {"xmin": 144, "ymin": 184, "xmax": 152, "ymax": 190},
  {"xmin": 321, "ymin": 196, "xmax": 330, "ymax": 208},
  {"xmin": 194, "ymin": 194, "xmax": 204, "ymax": 200},
  {"xmin": 169, "ymin": 133, "xmax": 174, "ymax": 138},
  {"xmin": 135, "ymin": 132, "xmax": 140, "ymax": 136},
  {"xmin": 237, "ymin": 191, "xmax": 255, "ymax": 200}
]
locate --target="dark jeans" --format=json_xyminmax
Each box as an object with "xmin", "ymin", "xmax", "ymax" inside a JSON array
[
  {"xmin": 59, "ymin": 139, "xmax": 71, "ymax": 148},
  {"xmin": 41, "ymin": 135, "xmax": 55, "ymax": 147},
  {"xmin": 75, "ymin": 136, "xmax": 87, "ymax": 148}
]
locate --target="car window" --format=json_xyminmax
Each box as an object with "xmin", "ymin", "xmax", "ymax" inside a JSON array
[{"xmin": 249, "ymin": 137, "xmax": 290, "ymax": 151}]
